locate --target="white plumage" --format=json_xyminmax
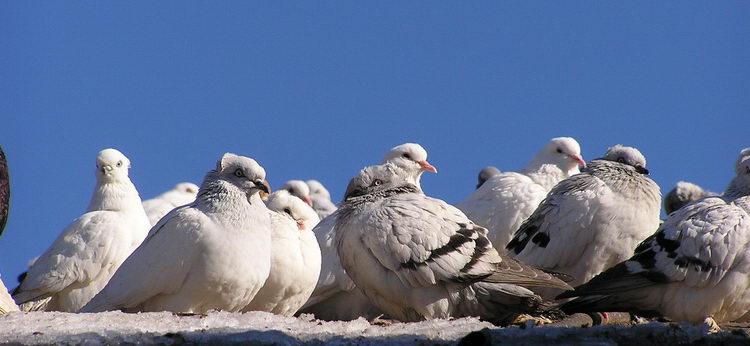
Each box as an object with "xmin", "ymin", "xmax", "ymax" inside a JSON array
[
  {"xmin": 142, "ymin": 182, "xmax": 199, "ymax": 226},
  {"xmin": 12, "ymin": 149, "xmax": 151, "ymax": 312},
  {"xmin": 281, "ymin": 180, "xmax": 313, "ymax": 207},
  {"xmin": 335, "ymin": 163, "xmax": 570, "ymax": 324},
  {"xmin": 81, "ymin": 153, "xmax": 272, "ymax": 314},
  {"xmin": 0, "ymin": 276, "xmax": 18, "ymax": 314},
  {"xmin": 507, "ymin": 145, "xmax": 661, "ymax": 288},
  {"xmin": 242, "ymin": 190, "xmax": 321, "ymax": 316},
  {"xmin": 560, "ymin": 150, "xmax": 750, "ymax": 324},
  {"xmin": 457, "ymin": 137, "xmax": 585, "ymax": 249},
  {"xmin": 306, "ymin": 180, "xmax": 337, "ymax": 219},
  {"xmin": 300, "ymin": 143, "xmax": 437, "ymax": 321}
]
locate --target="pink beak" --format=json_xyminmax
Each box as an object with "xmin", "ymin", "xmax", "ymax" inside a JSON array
[
  {"xmin": 297, "ymin": 220, "xmax": 306, "ymax": 230},
  {"xmin": 302, "ymin": 196, "xmax": 313, "ymax": 207},
  {"xmin": 418, "ymin": 160, "xmax": 438, "ymax": 174},
  {"xmin": 572, "ymin": 155, "xmax": 586, "ymax": 168}
]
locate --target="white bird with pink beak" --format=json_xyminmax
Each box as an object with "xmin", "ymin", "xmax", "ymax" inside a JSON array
[
  {"xmin": 244, "ymin": 190, "xmax": 321, "ymax": 316},
  {"xmin": 457, "ymin": 137, "xmax": 585, "ymax": 249},
  {"xmin": 281, "ymin": 180, "xmax": 314, "ymax": 207}
]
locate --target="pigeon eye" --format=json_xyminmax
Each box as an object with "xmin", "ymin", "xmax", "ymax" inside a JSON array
[
  {"xmin": 116, "ymin": 161, "xmax": 123, "ymax": 167},
  {"xmin": 234, "ymin": 169, "xmax": 245, "ymax": 178},
  {"xmin": 283, "ymin": 208, "xmax": 292, "ymax": 215},
  {"xmin": 616, "ymin": 157, "xmax": 626, "ymax": 163},
  {"xmin": 556, "ymin": 148, "xmax": 562, "ymax": 154},
  {"xmin": 403, "ymin": 153, "xmax": 411, "ymax": 159},
  {"xmin": 288, "ymin": 189, "xmax": 295, "ymax": 194},
  {"xmin": 373, "ymin": 179, "xmax": 382, "ymax": 186}
]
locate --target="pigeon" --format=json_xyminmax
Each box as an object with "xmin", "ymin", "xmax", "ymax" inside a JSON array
[
  {"xmin": 0, "ymin": 145, "xmax": 8, "ymax": 237},
  {"xmin": 243, "ymin": 190, "xmax": 321, "ymax": 316},
  {"xmin": 663, "ymin": 181, "xmax": 714, "ymax": 215},
  {"xmin": 457, "ymin": 137, "xmax": 585, "ymax": 249},
  {"xmin": 476, "ymin": 166, "xmax": 501, "ymax": 189},
  {"xmin": 81, "ymin": 153, "xmax": 272, "ymax": 314},
  {"xmin": 0, "ymin": 276, "xmax": 18, "ymax": 314},
  {"xmin": 559, "ymin": 150, "xmax": 750, "ymax": 327},
  {"xmin": 281, "ymin": 180, "xmax": 313, "ymax": 206},
  {"xmin": 299, "ymin": 143, "xmax": 438, "ymax": 321},
  {"xmin": 306, "ymin": 180, "xmax": 337, "ymax": 219},
  {"xmin": 142, "ymin": 182, "xmax": 199, "ymax": 226},
  {"xmin": 507, "ymin": 145, "xmax": 661, "ymax": 289},
  {"xmin": 335, "ymin": 163, "xmax": 571, "ymax": 324},
  {"xmin": 12, "ymin": 149, "xmax": 151, "ymax": 312}
]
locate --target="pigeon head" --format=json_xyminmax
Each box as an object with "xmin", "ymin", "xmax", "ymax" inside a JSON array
[
  {"xmin": 266, "ymin": 190, "xmax": 320, "ymax": 231},
  {"xmin": 477, "ymin": 166, "xmax": 501, "ymax": 189},
  {"xmin": 95, "ymin": 148, "xmax": 131, "ymax": 182},
  {"xmin": 726, "ymin": 154, "xmax": 750, "ymax": 197},
  {"xmin": 306, "ymin": 179, "xmax": 331, "ymax": 200},
  {"xmin": 382, "ymin": 143, "xmax": 437, "ymax": 174},
  {"xmin": 175, "ymin": 182, "xmax": 199, "ymax": 195},
  {"xmin": 537, "ymin": 137, "xmax": 586, "ymax": 170},
  {"xmin": 214, "ymin": 153, "xmax": 269, "ymax": 196},
  {"xmin": 602, "ymin": 145, "xmax": 649, "ymax": 174},
  {"xmin": 343, "ymin": 163, "xmax": 413, "ymax": 201},
  {"xmin": 282, "ymin": 180, "xmax": 312, "ymax": 206},
  {"xmin": 735, "ymin": 147, "xmax": 750, "ymax": 176}
]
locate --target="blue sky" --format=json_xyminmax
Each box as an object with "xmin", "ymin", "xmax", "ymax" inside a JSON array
[{"xmin": 2, "ymin": 2, "xmax": 748, "ymax": 285}]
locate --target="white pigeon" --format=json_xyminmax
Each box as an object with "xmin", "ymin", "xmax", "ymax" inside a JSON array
[
  {"xmin": 281, "ymin": 180, "xmax": 313, "ymax": 207},
  {"xmin": 663, "ymin": 181, "xmax": 714, "ymax": 215},
  {"xmin": 560, "ymin": 150, "xmax": 750, "ymax": 327},
  {"xmin": 506, "ymin": 145, "xmax": 661, "ymax": 288},
  {"xmin": 81, "ymin": 153, "xmax": 272, "ymax": 314},
  {"xmin": 243, "ymin": 190, "xmax": 321, "ymax": 316},
  {"xmin": 476, "ymin": 166, "xmax": 501, "ymax": 189},
  {"xmin": 12, "ymin": 149, "xmax": 151, "ymax": 312},
  {"xmin": 306, "ymin": 180, "xmax": 337, "ymax": 219},
  {"xmin": 335, "ymin": 163, "xmax": 571, "ymax": 324},
  {"xmin": 0, "ymin": 276, "xmax": 18, "ymax": 314},
  {"xmin": 300, "ymin": 143, "xmax": 437, "ymax": 321},
  {"xmin": 142, "ymin": 182, "xmax": 199, "ymax": 226},
  {"xmin": 457, "ymin": 137, "xmax": 585, "ymax": 250}
]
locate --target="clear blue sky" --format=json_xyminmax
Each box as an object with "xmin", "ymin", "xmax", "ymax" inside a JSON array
[{"xmin": 2, "ymin": 2, "xmax": 748, "ymax": 286}]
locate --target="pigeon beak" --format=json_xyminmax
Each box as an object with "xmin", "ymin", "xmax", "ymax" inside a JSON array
[
  {"xmin": 100, "ymin": 165, "xmax": 113, "ymax": 175},
  {"xmin": 418, "ymin": 161, "xmax": 438, "ymax": 174},
  {"xmin": 635, "ymin": 166, "xmax": 649, "ymax": 175},
  {"xmin": 259, "ymin": 180, "xmax": 272, "ymax": 200},
  {"xmin": 571, "ymin": 155, "xmax": 586, "ymax": 168},
  {"xmin": 254, "ymin": 180, "xmax": 270, "ymax": 194},
  {"xmin": 296, "ymin": 220, "xmax": 306, "ymax": 230},
  {"xmin": 302, "ymin": 196, "xmax": 313, "ymax": 207}
]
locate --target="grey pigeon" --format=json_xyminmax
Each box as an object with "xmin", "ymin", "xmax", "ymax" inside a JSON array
[
  {"xmin": 663, "ymin": 181, "xmax": 714, "ymax": 215},
  {"xmin": 300, "ymin": 143, "xmax": 437, "ymax": 321},
  {"xmin": 507, "ymin": 145, "xmax": 661, "ymax": 289},
  {"xmin": 476, "ymin": 166, "xmax": 501, "ymax": 189},
  {"xmin": 81, "ymin": 153, "xmax": 272, "ymax": 313},
  {"xmin": 559, "ymin": 149, "xmax": 750, "ymax": 328},
  {"xmin": 335, "ymin": 163, "xmax": 571, "ymax": 324},
  {"xmin": 13, "ymin": 149, "xmax": 151, "ymax": 312}
]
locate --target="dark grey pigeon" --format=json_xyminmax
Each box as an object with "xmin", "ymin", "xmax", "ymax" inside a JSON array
[
  {"xmin": 476, "ymin": 166, "xmax": 501, "ymax": 189},
  {"xmin": 335, "ymin": 162, "xmax": 571, "ymax": 325}
]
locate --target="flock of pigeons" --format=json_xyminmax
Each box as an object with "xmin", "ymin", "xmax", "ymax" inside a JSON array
[{"xmin": 0, "ymin": 139, "xmax": 749, "ymax": 330}]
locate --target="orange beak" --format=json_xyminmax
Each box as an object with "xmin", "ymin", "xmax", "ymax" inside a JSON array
[{"xmin": 418, "ymin": 160, "xmax": 438, "ymax": 173}]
